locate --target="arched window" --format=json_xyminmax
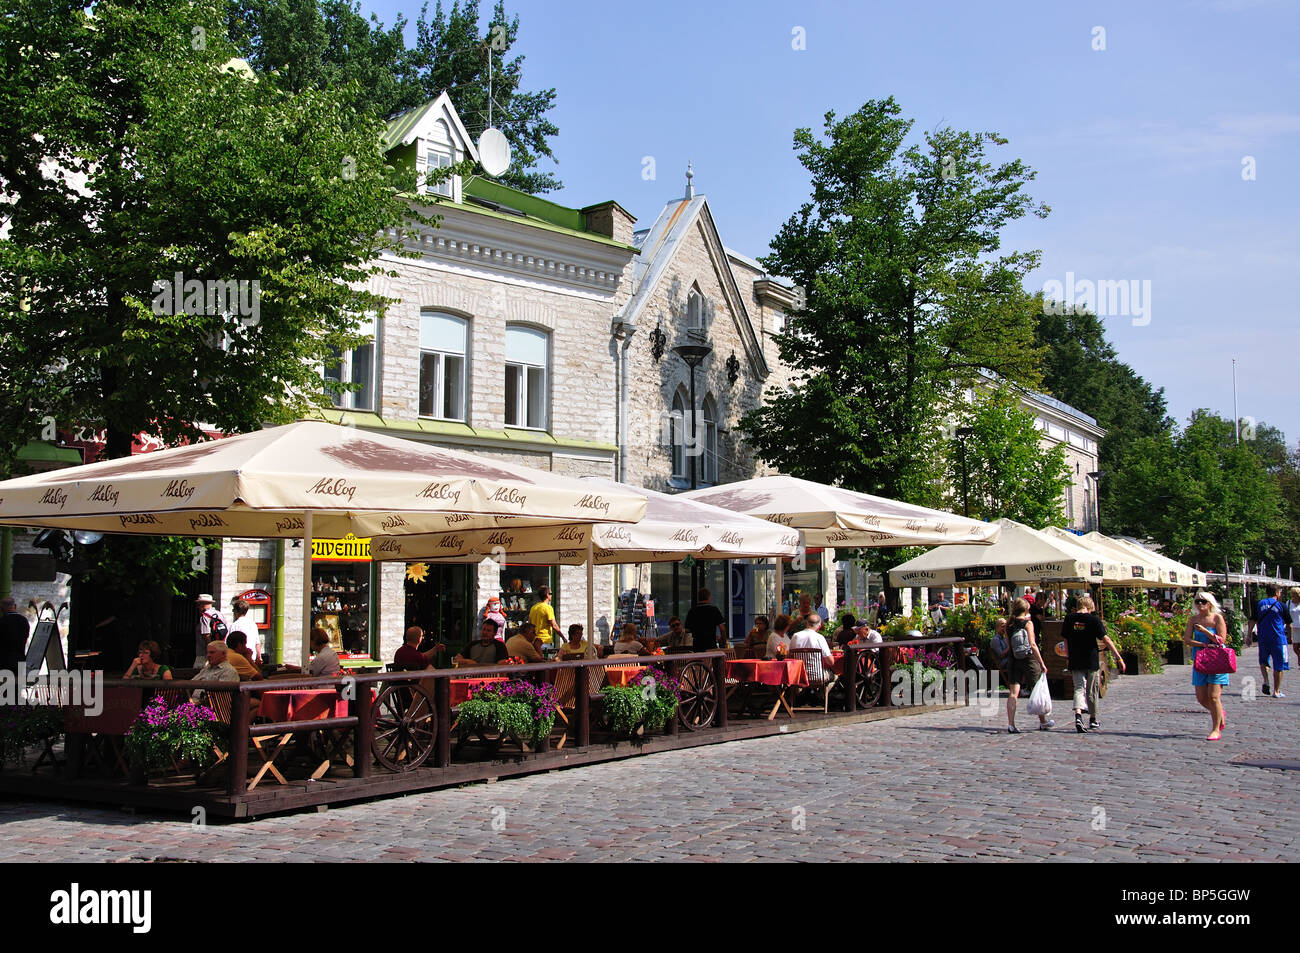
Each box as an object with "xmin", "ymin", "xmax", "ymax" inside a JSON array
[
  {"xmin": 687, "ymin": 284, "xmax": 704, "ymax": 329},
  {"xmin": 670, "ymin": 389, "xmax": 686, "ymax": 480},
  {"xmin": 701, "ymin": 395, "xmax": 718, "ymax": 485},
  {"xmin": 419, "ymin": 311, "xmax": 467, "ymax": 420},
  {"xmin": 505, "ymin": 325, "xmax": 549, "ymax": 430}
]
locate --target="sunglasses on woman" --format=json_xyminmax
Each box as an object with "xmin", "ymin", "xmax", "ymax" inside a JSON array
[{"xmin": 1194, "ymin": 599, "xmax": 1208, "ymax": 605}]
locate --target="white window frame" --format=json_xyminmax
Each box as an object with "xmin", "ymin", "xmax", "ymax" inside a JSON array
[
  {"xmin": 324, "ymin": 315, "xmax": 378, "ymax": 411},
  {"xmin": 504, "ymin": 325, "xmax": 549, "ymax": 431},
  {"xmin": 419, "ymin": 312, "xmax": 467, "ymax": 422}
]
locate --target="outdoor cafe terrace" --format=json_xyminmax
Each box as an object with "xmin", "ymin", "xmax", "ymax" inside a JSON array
[{"xmin": 0, "ymin": 638, "xmax": 970, "ymax": 818}]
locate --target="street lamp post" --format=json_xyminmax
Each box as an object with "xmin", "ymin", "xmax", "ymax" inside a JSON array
[{"xmin": 673, "ymin": 343, "xmax": 713, "ymax": 609}]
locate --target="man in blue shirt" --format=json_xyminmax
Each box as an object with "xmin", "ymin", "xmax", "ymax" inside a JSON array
[{"xmin": 1250, "ymin": 584, "xmax": 1292, "ymax": 698}]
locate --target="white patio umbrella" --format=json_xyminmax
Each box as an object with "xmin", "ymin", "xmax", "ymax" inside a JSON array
[
  {"xmin": 0, "ymin": 421, "xmax": 647, "ymax": 665},
  {"xmin": 888, "ymin": 519, "xmax": 1106, "ymax": 588},
  {"xmin": 1039, "ymin": 527, "xmax": 1135, "ymax": 586},
  {"xmin": 370, "ymin": 478, "xmax": 804, "ymax": 638},
  {"xmin": 1068, "ymin": 531, "xmax": 1165, "ymax": 587},
  {"xmin": 680, "ymin": 475, "xmax": 1000, "ymax": 615},
  {"xmin": 1091, "ymin": 534, "xmax": 1204, "ymax": 588}
]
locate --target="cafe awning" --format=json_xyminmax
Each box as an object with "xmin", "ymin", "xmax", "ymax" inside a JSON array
[{"xmin": 888, "ymin": 519, "xmax": 1105, "ymax": 587}]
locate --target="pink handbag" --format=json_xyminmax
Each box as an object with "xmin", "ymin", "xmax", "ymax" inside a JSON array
[{"xmin": 1193, "ymin": 644, "xmax": 1237, "ymax": 675}]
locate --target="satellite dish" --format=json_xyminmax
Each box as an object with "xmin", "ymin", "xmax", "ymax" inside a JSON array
[{"xmin": 478, "ymin": 127, "xmax": 511, "ymax": 177}]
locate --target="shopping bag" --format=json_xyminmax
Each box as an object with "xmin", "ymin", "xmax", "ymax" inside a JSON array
[{"xmin": 1026, "ymin": 675, "xmax": 1053, "ymax": 717}]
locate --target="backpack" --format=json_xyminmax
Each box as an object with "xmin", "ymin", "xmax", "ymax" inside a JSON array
[
  {"xmin": 206, "ymin": 610, "xmax": 229, "ymax": 642},
  {"xmin": 1008, "ymin": 619, "xmax": 1032, "ymax": 659}
]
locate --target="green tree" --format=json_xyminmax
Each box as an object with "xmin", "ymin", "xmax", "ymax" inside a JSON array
[
  {"xmin": 1033, "ymin": 307, "xmax": 1172, "ymax": 533},
  {"xmin": 229, "ymin": 0, "xmax": 561, "ymax": 193},
  {"xmin": 1108, "ymin": 411, "xmax": 1284, "ymax": 570},
  {"xmin": 949, "ymin": 387, "xmax": 1070, "ymax": 527},
  {"xmin": 0, "ymin": 0, "xmax": 424, "ymax": 461},
  {"xmin": 739, "ymin": 99, "xmax": 1048, "ymax": 508}
]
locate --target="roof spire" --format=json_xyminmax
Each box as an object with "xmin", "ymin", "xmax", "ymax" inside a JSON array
[{"xmin": 685, "ymin": 161, "xmax": 694, "ymax": 199}]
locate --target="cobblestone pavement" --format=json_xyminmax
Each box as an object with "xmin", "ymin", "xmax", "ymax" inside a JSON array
[{"xmin": 1, "ymin": 647, "xmax": 1296, "ymax": 862}]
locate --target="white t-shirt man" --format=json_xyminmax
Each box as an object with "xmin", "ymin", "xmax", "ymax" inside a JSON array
[
  {"xmin": 1288, "ymin": 600, "xmax": 1300, "ymax": 642},
  {"xmin": 230, "ymin": 614, "xmax": 260, "ymax": 659},
  {"xmin": 789, "ymin": 629, "xmax": 835, "ymax": 667}
]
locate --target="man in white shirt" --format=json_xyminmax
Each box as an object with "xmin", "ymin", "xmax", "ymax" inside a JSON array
[
  {"xmin": 229, "ymin": 598, "xmax": 260, "ymax": 661},
  {"xmin": 789, "ymin": 624, "xmax": 835, "ymax": 670}
]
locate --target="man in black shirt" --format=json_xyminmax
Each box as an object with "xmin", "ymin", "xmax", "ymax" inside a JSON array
[
  {"xmin": 684, "ymin": 588, "xmax": 726, "ymax": 652},
  {"xmin": 0, "ymin": 598, "xmax": 30, "ymax": 675},
  {"xmin": 1060, "ymin": 594, "xmax": 1124, "ymax": 732}
]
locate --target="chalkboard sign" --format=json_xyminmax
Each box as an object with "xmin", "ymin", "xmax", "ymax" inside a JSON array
[
  {"xmin": 24, "ymin": 620, "xmax": 66, "ymax": 672},
  {"xmin": 955, "ymin": 565, "xmax": 1006, "ymax": 583}
]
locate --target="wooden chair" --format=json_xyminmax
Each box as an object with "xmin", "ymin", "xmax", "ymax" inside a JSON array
[
  {"xmin": 550, "ymin": 665, "xmax": 606, "ymax": 749},
  {"xmin": 789, "ymin": 647, "xmax": 837, "ymax": 714}
]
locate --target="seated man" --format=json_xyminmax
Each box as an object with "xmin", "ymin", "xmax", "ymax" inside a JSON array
[
  {"xmin": 224, "ymin": 631, "xmax": 263, "ymax": 681},
  {"xmin": 664, "ymin": 616, "xmax": 689, "ymax": 649},
  {"xmin": 504, "ymin": 622, "xmax": 544, "ymax": 663},
  {"xmin": 394, "ymin": 625, "xmax": 443, "ymax": 671},
  {"xmin": 191, "ymin": 640, "xmax": 239, "ymax": 702},
  {"xmin": 789, "ymin": 620, "xmax": 836, "ymax": 672},
  {"xmin": 454, "ymin": 619, "xmax": 509, "ymax": 667},
  {"xmin": 308, "ymin": 627, "xmax": 342, "ymax": 677}
]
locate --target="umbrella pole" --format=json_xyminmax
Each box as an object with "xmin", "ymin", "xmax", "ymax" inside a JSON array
[
  {"xmin": 586, "ymin": 536, "xmax": 595, "ymax": 646},
  {"xmin": 301, "ymin": 511, "xmax": 313, "ymax": 669},
  {"xmin": 774, "ymin": 557, "xmax": 784, "ymax": 619}
]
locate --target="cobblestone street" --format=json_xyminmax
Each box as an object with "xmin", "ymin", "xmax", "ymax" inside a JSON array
[{"xmin": 1, "ymin": 647, "xmax": 1295, "ymax": 862}]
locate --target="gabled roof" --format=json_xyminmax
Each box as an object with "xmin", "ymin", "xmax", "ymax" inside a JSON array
[
  {"xmin": 619, "ymin": 195, "xmax": 770, "ymax": 379},
  {"xmin": 382, "ymin": 91, "xmax": 479, "ymax": 164}
]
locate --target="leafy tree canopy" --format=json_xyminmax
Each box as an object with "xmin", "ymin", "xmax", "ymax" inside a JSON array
[
  {"xmin": 740, "ymin": 98, "xmax": 1048, "ymax": 509},
  {"xmin": 947, "ymin": 387, "xmax": 1070, "ymax": 528},
  {"xmin": 228, "ymin": 0, "xmax": 561, "ymax": 193},
  {"xmin": 0, "ymin": 0, "xmax": 424, "ymax": 463}
]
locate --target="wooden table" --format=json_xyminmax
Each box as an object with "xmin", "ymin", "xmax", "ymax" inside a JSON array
[
  {"xmin": 724, "ymin": 659, "xmax": 809, "ymax": 720},
  {"xmin": 250, "ymin": 689, "xmax": 347, "ymax": 790}
]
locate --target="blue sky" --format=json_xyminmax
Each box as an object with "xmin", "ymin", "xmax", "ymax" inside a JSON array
[{"xmin": 361, "ymin": 0, "xmax": 1300, "ymax": 441}]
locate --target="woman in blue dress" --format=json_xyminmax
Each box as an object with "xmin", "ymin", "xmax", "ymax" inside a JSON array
[{"xmin": 1184, "ymin": 591, "xmax": 1229, "ymax": 740}]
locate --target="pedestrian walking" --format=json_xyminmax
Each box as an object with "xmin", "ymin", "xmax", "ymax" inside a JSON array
[
  {"xmin": 1291, "ymin": 587, "xmax": 1300, "ymax": 668},
  {"xmin": 1004, "ymin": 598, "xmax": 1052, "ymax": 733},
  {"xmin": 1249, "ymin": 583, "xmax": 1292, "ymax": 698},
  {"xmin": 1184, "ymin": 591, "xmax": 1229, "ymax": 740},
  {"xmin": 1060, "ymin": 594, "xmax": 1124, "ymax": 732},
  {"xmin": 0, "ymin": 597, "xmax": 30, "ymax": 676}
]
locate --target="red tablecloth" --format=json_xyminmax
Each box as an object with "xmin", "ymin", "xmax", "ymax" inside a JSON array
[
  {"xmin": 725, "ymin": 659, "xmax": 809, "ymax": 687},
  {"xmin": 259, "ymin": 689, "xmax": 346, "ymax": 723},
  {"xmin": 831, "ymin": 651, "xmax": 845, "ymax": 676},
  {"xmin": 450, "ymin": 676, "xmax": 508, "ymax": 707},
  {"xmin": 605, "ymin": 665, "xmax": 646, "ymax": 687}
]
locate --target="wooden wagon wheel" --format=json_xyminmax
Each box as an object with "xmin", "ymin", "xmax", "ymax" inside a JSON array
[
  {"xmin": 676, "ymin": 661, "xmax": 718, "ymax": 731},
  {"xmin": 855, "ymin": 651, "xmax": 884, "ymax": 708},
  {"xmin": 372, "ymin": 683, "xmax": 436, "ymax": 772}
]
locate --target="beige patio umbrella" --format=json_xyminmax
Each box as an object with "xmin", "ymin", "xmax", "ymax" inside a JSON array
[
  {"xmin": 370, "ymin": 478, "xmax": 804, "ymax": 638},
  {"xmin": 1093, "ymin": 534, "xmax": 1204, "ymax": 588},
  {"xmin": 1069, "ymin": 532, "xmax": 1164, "ymax": 587},
  {"xmin": 681, "ymin": 475, "xmax": 1000, "ymax": 615},
  {"xmin": 888, "ymin": 519, "xmax": 1106, "ymax": 588},
  {"xmin": 0, "ymin": 421, "xmax": 647, "ymax": 664},
  {"xmin": 1039, "ymin": 526, "xmax": 1136, "ymax": 586}
]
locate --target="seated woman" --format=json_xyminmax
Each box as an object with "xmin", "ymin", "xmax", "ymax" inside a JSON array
[
  {"xmin": 124, "ymin": 640, "xmax": 173, "ymax": 680},
  {"xmin": 611, "ymin": 623, "xmax": 646, "ymax": 656},
  {"xmin": 743, "ymin": 616, "xmax": 771, "ymax": 658},
  {"xmin": 308, "ymin": 627, "xmax": 343, "ymax": 677},
  {"xmin": 556, "ymin": 623, "xmax": 594, "ymax": 660}
]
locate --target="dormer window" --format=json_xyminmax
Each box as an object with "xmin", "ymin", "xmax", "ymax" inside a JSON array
[{"xmin": 426, "ymin": 119, "xmax": 455, "ymax": 197}]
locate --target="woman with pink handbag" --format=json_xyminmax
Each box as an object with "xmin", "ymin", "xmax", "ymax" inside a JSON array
[{"xmin": 1184, "ymin": 591, "xmax": 1232, "ymax": 741}]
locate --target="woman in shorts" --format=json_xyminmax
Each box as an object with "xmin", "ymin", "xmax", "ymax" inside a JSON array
[
  {"xmin": 1004, "ymin": 598, "xmax": 1052, "ymax": 733},
  {"xmin": 1184, "ymin": 591, "xmax": 1229, "ymax": 740}
]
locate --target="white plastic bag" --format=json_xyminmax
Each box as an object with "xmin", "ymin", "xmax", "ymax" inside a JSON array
[{"xmin": 1026, "ymin": 675, "xmax": 1053, "ymax": 717}]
